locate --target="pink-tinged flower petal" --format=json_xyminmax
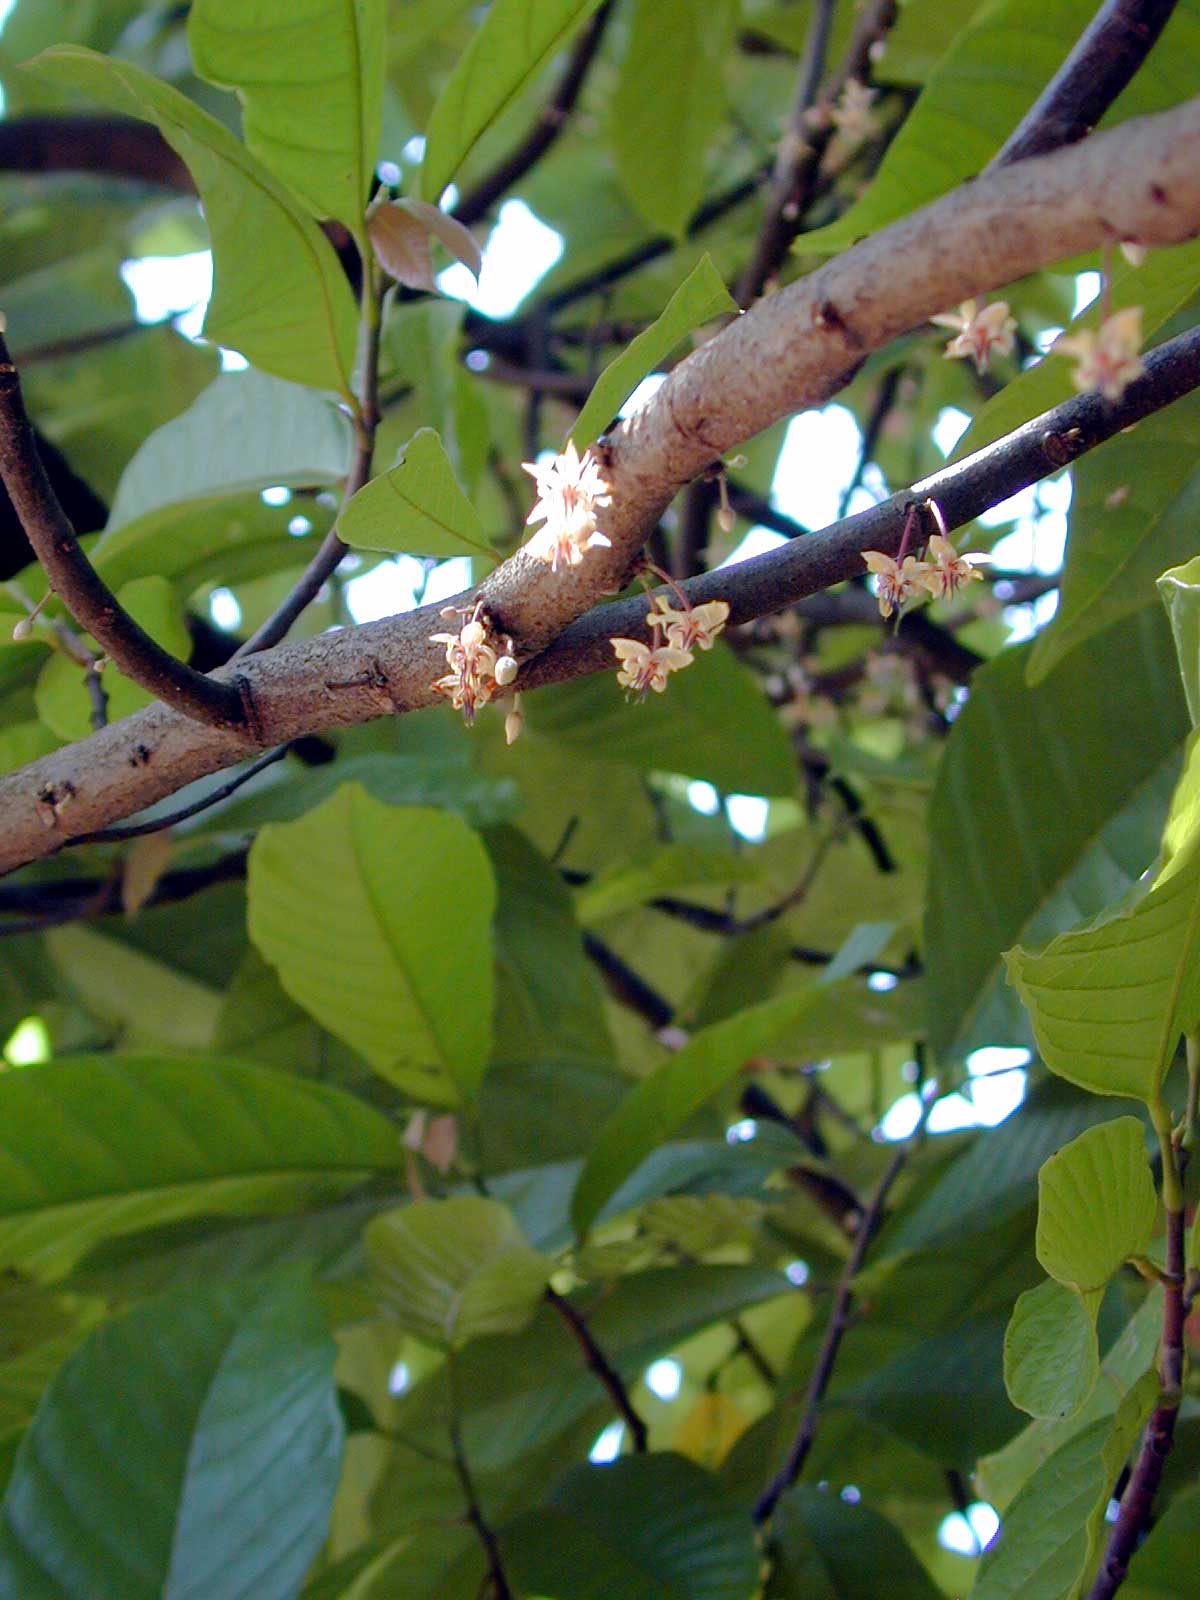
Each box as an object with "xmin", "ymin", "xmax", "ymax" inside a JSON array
[
  {"xmin": 933, "ymin": 299, "xmax": 1016, "ymax": 375},
  {"xmin": 1057, "ymin": 307, "xmax": 1145, "ymax": 401},
  {"xmin": 861, "ymin": 551, "xmax": 928, "ymax": 619}
]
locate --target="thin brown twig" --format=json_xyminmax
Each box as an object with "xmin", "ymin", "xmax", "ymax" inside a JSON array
[
  {"xmin": 71, "ymin": 746, "xmax": 288, "ymax": 844},
  {"xmin": 0, "ymin": 332, "xmax": 246, "ymax": 728},
  {"xmin": 446, "ymin": 1352, "xmax": 513, "ymax": 1600},
  {"xmin": 545, "ymin": 1286, "xmax": 649, "ymax": 1452}
]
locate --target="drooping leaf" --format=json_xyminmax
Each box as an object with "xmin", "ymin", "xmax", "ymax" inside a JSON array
[
  {"xmin": 366, "ymin": 1197, "xmax": 551, "ymax": 1349},
  {"xmin": 420, "ymin": 0, "xmax": 608, "ymax": 202},
  {"xmin": 926, "ymin": 609, "xmax": 1188, "ymax": 1060},
  {"xmin": 1035, "ymin": 1119, "xmax": 1158, "ymax": 1290},
  {"xmin": 247, "ymin": 785, "xmax": 496, "ymax": 1103},
  {"xmin": 0, "ymin": 1268, "xmax": 343, "ymax": 1600},
  {"xmin": 189, "ymin": 0, "xmax": 386, "ymax": 237},
  {"xmin": 339, "ymin": 428, "xmax": 494, "ymax": 559},
  {"xmin": 1158, "ymin": 555, "xmax": 1200, "ymax": 726},
  {"xmin": 1004, "ymin": 1279, "xmax": 1100, "ymax": 1420},
  {"xmin": 27, "ymin": 47, "xmax": 358, "ymax": 393},
  {"xmin": 0, "ymin": 1052, "xmax": 400, "ymax": 1279},
  {"xmin": 504, "ymin": 1453, "xmax": 759, "ymax": 1600},
  {"xmin": 571, "ymin": 254, "xmax": 739, "ymax": 446},
  {"xmin": 1006, "ymin": 730, "xmax": 1200, "ymax": 1101},
  {"xmin": 766, "ymin": 1485, "xmax": 943, "ymax": 1600}
]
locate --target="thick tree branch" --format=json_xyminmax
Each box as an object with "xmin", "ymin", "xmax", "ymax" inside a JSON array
[
  {"xmin": 0, "ymin": 332, "xmax": 247, "ymax": 728},
  {"xmin": 1, "ymin": 103, "xmax": 1200, "ymax": 869},
  {"xmin": 995, "ymin": 0, "xmax": 1180, "ymax": 166},
  {"xmin": 0, "ymin": 114, "xmax": 193, "ymax": 190}
]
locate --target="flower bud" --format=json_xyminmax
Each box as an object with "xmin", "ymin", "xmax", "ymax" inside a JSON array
[
  {"xmin": 494, "ymin": 654, "xmax": 518, "ymax": 686},
  {"xmin": 11, "ymin": 618, "xmax": 32, "ymax": 642}
]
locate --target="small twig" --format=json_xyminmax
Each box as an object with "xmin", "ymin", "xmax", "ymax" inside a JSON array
[
  {"xmin": 84, "ymin": 665, "xmax": 108, "ymax": 731},
  {"xmin": 446, "ymin": 1353, "xmax": 513, "ymax": 1600},
  {"xmin": 453, "ymin": 2, "xmax": 614, "ymax": 226},
  {"xmin": 995, "ymin": 0, "xmax": 1180, "ymax": 167},
  {"xmin": 582, "ymin": 932, "xmax": 675, "ymax": 1028},
  {"xmin": 71, "ymin": 746, "xmax": 288, "ymax": 844},
  {"xmin": 729, "ymin": 1317, "xmax": 779, "ymax": 1387},
  {"xmin": 754, "ymin": 1100, "xmax": 929, "ymax": 1525},
  {"xmin": 837, "ymin": 366, "xmax": 903, "ymax": 519},
  {"xmin": 546, "ymin": 1286, "xmax": 649, "ymax": 1452},
  {"xmin": 0, "ymin": 331, "xmax": 246, "ymax": 728}
]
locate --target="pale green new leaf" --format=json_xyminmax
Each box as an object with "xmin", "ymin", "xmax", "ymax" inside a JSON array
[
  {"xmin": 27, "ymin": 47, "xmax": 357, "ymax": 393},
  {"xmin": 0, "ymin": 1053, "xmax": 400, "ymax": 1279},
  {"xmin": 420, "ymin": 0, "xmax": 608, "ymax": 202},
  {"xmin": 1028, "ymin": 389, "xmax": 1200, "ymax": 684},
  {"xmin": 1004, "ymin": 1279, "xmax": 1099, "ymax": 1420},
  {"xmin": 610, "ymin": 0, "xmax": 738, "ymax": 240},
  {"xmin": 247, "ymin": 785, "xmax": 496, "ymax": 1103},
  {"xmin": 366, "ymin": 1197, "xmax": 551, "ymax": 1349},
  {"xmin": 0, "ymin": 1269, "xmax": 343, "ymax": 1600},
  {"xmin": 1036, "ymin": 1120, "xmax": 1157, "ymax": 1289},
  {"xmin": 339, "ymin": 428, "xmax": 495, "ymax": 560},
  {"xmin": 570, "ymin": 254, "xmax": 738, "ymax": 447},
  {"xmin": 1006, "ymin": 731, "xmax": 1200, "ymax": 1102},
  {"xmin": 189, "ymin": 0, "xmax": 386, "ymax": 238},
  {"xmin": 1158, "ymin": 555, "xmax": 1200, "ymax": 727}
]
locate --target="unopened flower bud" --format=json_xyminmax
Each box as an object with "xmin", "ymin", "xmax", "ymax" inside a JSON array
[
  {"xmin": 11, "ymin": 618, "xmax": 32, "ymax": 642},
  {"xmin": 505, "ymin": 694, "xmax": 524, "ymax": 745},
  {"xmin": 716, "ymin": 505, "xmax": 735, "ymax": 535},
  {"xmin": 494, "ymin": 654, "xmax": 518, "ymax": 686}
]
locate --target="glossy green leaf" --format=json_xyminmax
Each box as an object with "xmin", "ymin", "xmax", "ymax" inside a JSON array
[
  {"xmin": 1158, "ymin": 555, "xmax": 1200, "ymax": 727},
  {"xmin": 610, "ymin": 0, "xmax": 737, "ymax": 239},
  {"xmin": 572, "ymin": 983, "xmax": 828, "ymax": 1236},
  {"xmin": 767, "ymin": 1485, "xmax": 943, "ymax": 1600},
  {"xmin": 1004, "ymin": 1279, "xmax": 1099, "ymax": 1420},
  {"xmin": 1006, "ymin": 730, "xmax": 1200, "ymax": 1101},
  {"xmin": 420, "ymin": 0, "xmax": 608, "ymax": 202},
  {"xmin": 189, "ymin": 0, "xmax": 386, "ymax": 237},
  {"xmin": 0, "ymin": 1268, "xmax": 342, "ymax": 1600},
  {"xmin": 527, "ymin": 640, "xmax": 798, "ymax": 797},
  {"xmin": 366, "ymin": 1197, "xmax": 551, "ymax": 1349},
  {"xmin": 27, "ymin": 47, "xmax": 358, "ymax": 393},
  {"xmin": 1123, "ymin": 1485, "xmax": 1200, "ymax": 1598},
  {"xmin": 0, "ymin": 1053, "xmax": 399, "ymax": 1280},
  {"xmin": 1036, "ymin": 1119, "xmax": 1157, "ymax": 1291},
  {"xmin": 1028, "ymin": 390, "xmax": 1200, "ymax": 684},
  {"xmin": 571, "ymin": 254, "xmax": 738, "ymax": 446},
  {"xmin": 339, "ymin": 427, "xmax": 494, "ymax": 559},
  {"xmin": 35, "ymin": 574, "xmax": 191, "ymax": 740},
  {"xmin": 505, "ymin": 1453, "xmax": 759, "ymax": 1600},
  {"xmin": 926, "ymin": 610, "xmax": 1188, "ymax": 1060},
  {"xmin": 247, "ymin": 785, "xmax": 496, "ymax": 1103}
]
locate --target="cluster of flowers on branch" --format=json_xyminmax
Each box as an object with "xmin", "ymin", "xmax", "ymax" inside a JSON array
[
  {"xmin": 521, "ymin": 439, "xmax": 612, "ymax": 571},
  {"xmin": 862, "ymin": 505, "xmax": 987, "ymax": 621},
  {"xmin": 429, "ymin": 600, "xmax": 517, "ymax": 726},
  {"xmin": 611, "ymin": 581, "xmax": 730, "ymax": 699}
]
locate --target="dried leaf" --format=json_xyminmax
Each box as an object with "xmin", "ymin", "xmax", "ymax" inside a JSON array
[{"xmin": 121, "ymin": 830, "xmax": 174, "ymax": 915}]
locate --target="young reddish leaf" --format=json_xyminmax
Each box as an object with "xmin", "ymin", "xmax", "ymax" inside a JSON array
[
  {"xmin": 398, "ymin": 198, "xmax": 483, "ymax": 280},
  {"xmin": 367, "ymin": 202, "xmax": 436, "ymax": 291}
]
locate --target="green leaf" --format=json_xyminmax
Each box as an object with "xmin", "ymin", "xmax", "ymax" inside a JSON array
[
  {"xmin": 571, "ymin": 254, "xmax": 739, "ymax": 446},
  {"xmin": 35, "ymin": 574, "xmax": 191, "ymax": 740},
  {"xmin": 1027, "ymin": 391, "xmax": 1200, "ymax": 684},
  {"xmin": 339, "ymin": 428, "xmax": 495, "ymax": 560},
  {"xmin": 527, "ymin": 640, "xmax": 798, "ymax": 797},
  {"xmin": 0, "ymin": 1052, "xmax": 400, "ymax": 1279},
  {"xmin": 1004, "ymin": 1279, "xmax": 1100, "ymax": 1420},
  {"xmin": 504, "ymin": 1453, "xmax": 759, "ymax": 1600},
  {"xmin": 420, "ymin": 0, "xmax": 608, "ymax": 202},
  {"xmin": 0, "ymin": 1268, "xmax": 343, "ymax": 1600},
  {"xmin": 27, "ymin": 47, "xmax": 357, "ymax": 394},
  {"xmin": 189, "ymin": 0, "xmax": 386, "ymax": 238},
  {"xmin": 572, "ymin": 983, "xmax": 828, "ymax": 1236},
  {"xmin": 610, "ymin": 0, "xmax": 738, "ymax": 240},
  {"xmin": 366, "ymin": 1197, "xmax": 551, "ymax": 1349},
  {"xmin": 247, "ymin": 785, "xmax": 496, "ymax": 1104},
  {"xmin": 1006, "ymin": 730, "xmax": 1200, "ymax": 1101},
  {"xmin": 926, "ymin": 610, "xmax": 1189, "ymax": 1060},
  {"xmin": 44, "ymin": 923, "xmax": 222, "ymax": 1051},
  {"xmin": 1123, "ymin": 1485, "xmax": 1200, "ymax": 1598},
  {"xmin": 92, "ymin": 369, "xmax": 351, "ymax": 579},
  {"xmin": 766, "ymin": 1485, "xmax": 943, "ymax": 1600},
  {"xmin": 1036, "ymin": 1119, "xmax": 1157, "ymax": 1290},
  {"xmin": 1158, "ymin": 555, "xmax": 1200, "ymax": 727}
]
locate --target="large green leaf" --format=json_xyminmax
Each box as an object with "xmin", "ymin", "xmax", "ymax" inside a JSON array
[
  {"xmin": 339, "ymin": 428, "xmax": 495, "ymax": 560},
  {"xmin": 0, "ymin": 1269, "xmax": 343, "ymax": 1600},
  {"xmin": 572, "ymin": 982, "xmax": 830, "ymax": 1236},
  {"xmin": 1036, "ymin": 1120, "xmax": 1157, "ymax": 1290},
  {"xmin": 27, "ymin": 47, "xmax": 358, "ymax": 394},
  {"xmin": 43, "ymin": 923, "xmax": 222, "ymax": 1051},
  {"xmin": 1004, "ymin": 1279, "xmax": 1099, "ymax": 1421},
  {"xmin": 766, "ymin": 1485, "xmax": 943, "ymax": 1600},
  {"xmin": 189, "ymin": 0, "xmax": 386, "ymax": 238},
  {"xmin": 505, "ymin": 1453, "xmax": 759, "ymax": 1600},
  {"xmin": 571, "ymin": 254, "xmax": 738, "ymax": 446},
  {"xmin": 0, "ymin": 1052, "xmax": 400, "ymax": 1279},
  {"xmin": 1158, "ymin": 555, "xmax": 1200, "ymax": 726},
  {"xmin": 420, "ymin": 0, "xmax": 608, "ymax": 202},
  {"xmin": 526, "ymin": 639, "xmax": 798, "ymax": 797},
  {"xmin": 610, "ymin": 0, "xmax": 738, "ymax": 240},
  {"xmin": 247, "ymin": 785, "xmax": 496, "ymax": 1104},
  {"xmin": 925, "ymin": 610, "xmax": 1188, "ymax": 1060},
  {"xmin": 92, "ymin": 369, "xmax": 351, "ymax": 582},
  {"xmin": 1006, "ymin": 730, "xmax": 1200, "ymax": 1102},
  {"xmin": 1028, "ymin": 390, "xmax": 1200, "ymax": 684}
]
